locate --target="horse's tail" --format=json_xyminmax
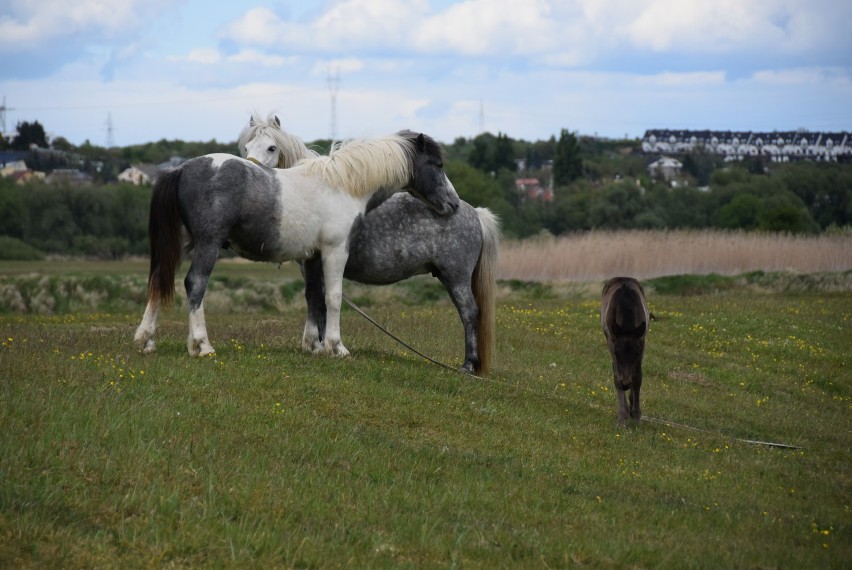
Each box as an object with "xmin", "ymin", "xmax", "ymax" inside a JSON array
[
  {"xmin": 146, "ymin": 169, "xmax": 184, "ymax": 306},
  {"xmin": 472, "ymin": 207, "xmax": 501, "ymax": 376}
]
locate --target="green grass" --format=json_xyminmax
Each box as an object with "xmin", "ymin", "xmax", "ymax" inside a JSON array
[{"xmin": 0, "ymin": 262, "xmax": 850, "ymax": 568}]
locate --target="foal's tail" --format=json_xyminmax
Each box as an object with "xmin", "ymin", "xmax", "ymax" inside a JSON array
[
  {"xmin": 146, "ymin": 169, "xmax": 184, "ymax": 305},
  {"xmin": 473, "ymin": 207, "xmax": 501, "ymax": 376}
]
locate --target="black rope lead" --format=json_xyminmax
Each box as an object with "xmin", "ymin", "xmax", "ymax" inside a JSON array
[{"xmin": 343, "ymin": 294, "xmax": 483, "ymax": 380}]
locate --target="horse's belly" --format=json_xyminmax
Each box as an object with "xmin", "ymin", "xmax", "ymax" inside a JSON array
[
  {"xmin": 344, "ymin": 255, "xmax": 430, "ymax": 284},
  {"xmin": 229, "ymin": 213, "xmax": 321, "ymax": 263}
]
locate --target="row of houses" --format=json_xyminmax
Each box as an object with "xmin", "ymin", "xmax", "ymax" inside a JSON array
[
  {"xmin": 642, "ymin": 129, "xmax": 851, "ymax": 162},
  {"xmin": 1, "ymin": 150, "xmax": 186, "ymax": 186}
]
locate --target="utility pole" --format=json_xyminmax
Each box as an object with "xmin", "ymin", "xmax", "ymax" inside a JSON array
[
  {"xmin": 105, "ymin": 113, "xmax": 115, "ymax": 148},
  {"xmin": 479, "ymin": 99, "xmax": 485, "ymax": 135},
  {"xmin": 327, "ymin": 68, "xmax": 340, "ymax": 141},
  {"xmin": 0, "ymin": 96, "xmax": 14, "ymax": 139}
]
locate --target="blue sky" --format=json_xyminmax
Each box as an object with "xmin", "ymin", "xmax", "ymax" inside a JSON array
[{"xmin": 1, "ymin": 0, "xmax": 851, "ymax": 147}]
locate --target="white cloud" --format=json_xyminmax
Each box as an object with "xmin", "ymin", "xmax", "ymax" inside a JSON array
[
  {"xmin": 216, "ymin": 0, "xmax": 851, "ymax": 64},
  {"xmin": 218, "ymin": 7, "xmax": 283, "ymax": 48},
  {"xmin": 752, "ymin": 67, "xmax": 852, "ymax": 87},
  {"xmin": 413, "ymin": 0, "xmax": 557, "ymax": 55},
  {"xmin": 0, "ymin": 0, "xmax": 172, "ymax": 52},
  {"xmin": 185, "ymin": 48, "xmax": 221, "ymax": 65},
  {"xmin": 309, "ymin": 58, "xmax": 365, "ymax": 77},
  {"xmin": 227, "ymin": 50, "xmax": 297, "ymax": 67}
]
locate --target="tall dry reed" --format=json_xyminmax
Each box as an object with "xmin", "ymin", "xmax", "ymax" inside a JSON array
[{"xmin": 498, "ymin": 230, "xmax": 852, "ymax": 282}]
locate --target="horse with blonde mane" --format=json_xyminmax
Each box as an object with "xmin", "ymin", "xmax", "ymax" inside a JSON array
[
  {"xmin": 135, "ymin": 127, "xmax": 459, "ymax": 358},
  {"xmin": 240, "ymin": 114, "xmax": 501, "ymax": 376}
]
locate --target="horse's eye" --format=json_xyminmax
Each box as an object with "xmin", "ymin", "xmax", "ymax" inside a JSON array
[{"xmin": 268, "ymin": 146, "xmax": 277, "ymax": 153}]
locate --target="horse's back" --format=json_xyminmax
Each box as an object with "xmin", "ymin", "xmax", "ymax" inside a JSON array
[
  {"xmin": 601, "ymin": 277, "xmax": 648, "ymax": 334},
  {"xmin": 344, "ymin": 194, "xmax": 481, "ymax": 284}
]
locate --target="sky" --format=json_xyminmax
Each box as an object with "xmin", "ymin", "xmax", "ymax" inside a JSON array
[{"xmin": 1, "ymin": 0, "xmax": 851, "ymax": 148}]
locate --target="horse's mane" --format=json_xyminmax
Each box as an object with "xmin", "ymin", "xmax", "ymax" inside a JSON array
[
  {"xmin": 296, "ymin": 131, "xmax": 437, "ymax": 198},
  {"xmin": 238, "ymin": 113, "xmax": 318, "ymax": 168}
]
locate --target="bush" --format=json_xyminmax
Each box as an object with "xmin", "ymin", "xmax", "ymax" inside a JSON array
[{"xmin": 0, "ymin": 236, "xmax": 45, "ymax": 260}]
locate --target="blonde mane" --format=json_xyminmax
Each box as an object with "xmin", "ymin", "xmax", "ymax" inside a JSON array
[
  {"xmin": 295, "ymin": 134, "xmax": 414, "ymax": 197},
  {"xmin": 239, "ymin": 113, "xmax": 318, "ymax": 168}
]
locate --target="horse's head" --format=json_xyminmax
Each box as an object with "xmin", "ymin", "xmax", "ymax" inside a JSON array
[
  {"xmin": 243, "ymin": 128, "xmax": 281, "ymax": 168},
  {"xmin": 399, "ymin": 130, "xmax": 459, "ymax": 216},
  {"xmin": 608, "ymin": 320, "xmax": 646, "ymax": 390},
  {"xmin": 239, "ymin": 113, "xmax": 316, "ymax": 169}
]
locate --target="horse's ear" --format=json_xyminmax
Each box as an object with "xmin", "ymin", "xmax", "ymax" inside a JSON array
[
  {"xmin": 416, "ymin": 133, "xmax": 425, "ymax": 151},
  {"xmin": 274, "ymin": 115, "xmax": 281, "ymax": 127},
  {"xmin": 249, "ymin": 116, "xmax": 257, "ymax": 127}
]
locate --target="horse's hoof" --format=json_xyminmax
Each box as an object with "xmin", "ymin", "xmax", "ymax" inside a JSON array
[
  {"xmin": 188, "ymin": 339, "xmax": 215, "ymax": 357},
  {"xmin": 325, "ymin": 341, "xmax": 350, "ymax": 357},
  {"xmin": 134, "ymin": 330, "xmax": 153, "ymax": 353}
]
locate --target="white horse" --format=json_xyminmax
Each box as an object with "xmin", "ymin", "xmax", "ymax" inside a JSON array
[
  {"xmin": 238, "ymin": 113, "xmax": 319, "ymax": 168},
  {"xmin": 240, "ymin": 114, "xmax": 501, "ymax": 375},
  {"xmin": 134, "ymin": 129, "xmax": 459, "ymax": 358}
]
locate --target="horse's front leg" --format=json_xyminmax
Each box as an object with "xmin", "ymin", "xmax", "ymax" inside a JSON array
[
  {"xmin": 319, "ymin": 248, "xmax": 350, "ymax": 357},
  {"xmin": 185, "ymin": 245, "xmax": 219, "ymax": 357},
  {"xmin": 629, "ymin": 366, "xmax": 643, "ymax": 421},
  {"xmin": 134, "ymin": 298, "xmax": 160, "ymax": 354},
  {"xmin": 300, "ymin": 256, "xmax": 327, "ymax": 353},
  {"xmin": 615, "ymin": 387, "xmax": 630, "ymax": 427}
]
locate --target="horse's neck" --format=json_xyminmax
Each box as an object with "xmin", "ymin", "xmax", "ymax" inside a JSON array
[{"xmin": 364, "ymin": 188, "xmax": 401, "ymax": 212}]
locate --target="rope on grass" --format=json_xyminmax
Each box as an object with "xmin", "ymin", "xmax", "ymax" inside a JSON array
[
  {"xmin": 641, "ymin": 416, "xmax": 802, "ymax": 450},
  {"xmin": 343, "ymin": 294, "xmax": 804, "ymax": 451},
  {"xmin": 343, "ymin": 294, "xmax": 482, "ymax": 380}
]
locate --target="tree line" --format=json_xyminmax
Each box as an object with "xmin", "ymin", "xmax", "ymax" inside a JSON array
[{"xmin": 1, "ymin": 121, "xmax": 850, "ymax": 259}]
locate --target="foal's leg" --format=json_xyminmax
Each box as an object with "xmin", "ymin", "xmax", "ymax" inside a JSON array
[
  {"xmin": 300, "ymin": 256, "xmax": 326, "ymax": 353},
  {"xmin": 184, "ymin": 244, "xmax": 219, "ymax": 356},
  {"xmin": 615, "ymin": 388, "xmax": 630, "ymax": 426},
  {"xmin": 319, "ymin": 248, "xmax": 350, "ymax": 357},
  {"xmin": 134, "ymin": 298, "xmax": 160, "ymax": 354},
  {"xmin": 612, "ymin": 361, "xmax": 630, "ymax": 426},
  {"xmin": 439, "ymin": 274, "xmax": 480, "ymax": 374},
  {"xmin": 629, "ymin": 365, "xmax": 643, "ymax": 421}
]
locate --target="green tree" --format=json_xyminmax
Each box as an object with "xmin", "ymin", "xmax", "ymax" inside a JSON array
[
  {"xmin": 493, "ymin": 132, "xmax": 515, "ymax": 172},
  {"xmin": 588, "ymin": 181, "xmax": 644, "ymax": 229},
  {"xmin": 12, "ymin": 120, "xmax": 48, "ymax": 150},
  {"xmin": 682, "ymin": 147, "xmax": 721, "ymax": 186},
  {"xmin": 553, "ymin": 129, "xmax": 582, "ymax": 187},
  {"xmin": 717, "ymin": 193, "xmax": 761, "ymax": 230},
  {"xmin": 468, "ymin": 136, "xmax": 492, "ymax": 173}
]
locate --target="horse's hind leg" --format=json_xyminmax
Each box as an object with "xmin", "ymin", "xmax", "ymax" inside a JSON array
[
  {"xmin": 300, "ymin": 256, "xmax": 326, "ymax": 353},
  {"xmin": 134, "ymin": 299, "xmax": 160, "ymax": 354},
  {"xmin": 440, "ymin": 276, "xmax": 480, "ymax": 374},
  {"xmin": 184, "ymin": 244, "xmax": 219, "ymax": 356},
  {"xmin": 319, "ymin": 248, "xmax": 350, "ymax": 357}
]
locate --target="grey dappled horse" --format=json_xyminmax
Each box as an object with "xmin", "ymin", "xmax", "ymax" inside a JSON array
[
  {"xmin": 240, "ymin": 114, "xmax": 501, "ymax": 375},
  {"xmin": 135, "ymin": 130, "xmax": 459, "ymax": 358}
]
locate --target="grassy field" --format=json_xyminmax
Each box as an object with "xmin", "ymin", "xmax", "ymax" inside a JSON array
[{"xmin": 0, "ymin": 259, "xmax": 850, "ymax": 568}]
